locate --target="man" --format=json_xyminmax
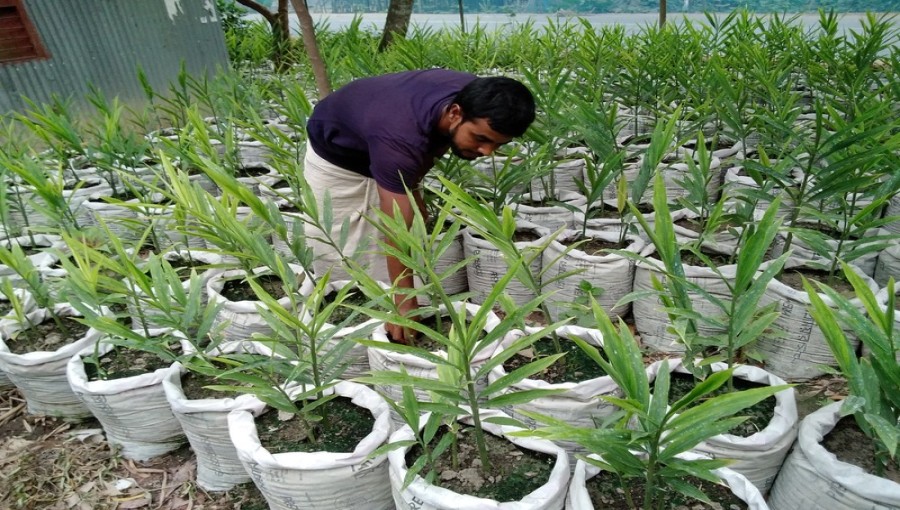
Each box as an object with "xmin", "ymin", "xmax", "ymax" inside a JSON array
[{"xmin": 303, "ymin": 68, "xmax": 536, "ymax": 343}]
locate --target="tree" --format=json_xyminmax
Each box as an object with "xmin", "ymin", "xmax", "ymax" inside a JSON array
[
  {"xmin": 289, "ymin": 0, "xmax": 332, "ymax": 98},
  {"xmin": 378, "ymin": 0, "xmax": 415, "ymax": 52},
  {"xmin": 222, "ymin": 0, "xmax": 330, "ymax": 97},
  {"xmin": 234, "ymin": 0, "xmax": 292, "ymax": 71}
]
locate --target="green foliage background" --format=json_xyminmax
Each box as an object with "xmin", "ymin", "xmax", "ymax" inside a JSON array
[
  {"xmin": 220, "ymin": 0, "xmax": 896, "ymax": 15},
  {"xmin": 461, "ymin": 0, "xmax": 896, "ymax": 14}
]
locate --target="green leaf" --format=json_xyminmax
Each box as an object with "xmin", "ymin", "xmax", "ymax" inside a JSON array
[
  {"xmin": 669, "ymin": 368, "xmax": 733, "ymax": 415},
  {"xmin": 483, "ymin": 388, "xmax": 567, "ymax": 408},
  {"xmin": 864, "ymin": 413, "xmax": 899, "ymax": 458},
  {"xmin": 480, "ymin": 352, "xmax": 566, "ymax": 397},
  {"xmin": 667, "ymin": 478, "xmax": 714, "ymax": 506},
  {"xmin": 840, "ymin": 395, "xmax": 867, "ymax": 416},
  {"xmin": 368, "ymin": 439, "xmax": 418, "ymax": 459}
]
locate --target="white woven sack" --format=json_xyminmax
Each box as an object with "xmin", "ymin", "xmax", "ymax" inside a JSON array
[
  {"xmin": 8, "ymin": 181, "xmax": 110, "ymax": 230},
  {"xmin": 129, "ymin": 250, "xmax": 225, "ymax": 330},
  {"xmin": 872, "ymin": 286, "xmax": 900, "ymax": 362},
  {"xmin": 207, "ymin": 265, "xmax": 305, "ymax": 343},
  {"xmin": 83, "ymin": 199, "xmax": 144, "ymax": 241},
  {"xmin": 566, "ymin": 452, "xmax": 770, "ymax": 510},
  {"xmin": 162, "ymin": 346, "xmax": 266, "ymax": 492},
  {"xmin": 671, "ymin": 361, "xmax": 798, "ymax": 494},
  {"xmin": 883, "ymin": 193, "xmax": 900, "ymax": 235},
  {"xmin": 768, "ymin": 401, "xmax": 900, "ymax": 510},
  {"xmin": 599, "ymin": 157, "xmax": 641, "ymax": 203},
  {"xmin": 0, "ymin": 305, "xmax": 106, "ymax": 419},
  {"xmin": 770, "ymin": 232, "xmax": 880, "ymax": 278},
  {"xmin": 109, "ymin": 164, "xmax": 159, "ymax": 193},
  {"xmin": 488, "ymin": 325, "xmax": 623, "ymax": 466},
  {"xmin": 576, "ymin": 208, "xmax": 714, "ymax": 245},
  {"xmin": 874, "ymin": 240, "xmax": 900, "ymax": 287},
  {"xmin": 235, "ymin": 206, "xmax": 268, "ymax": 236},
  {"xmin": 632, "ymin": 243, "xmax": 739, "ymax": 353},
  {"xmin": 533, "ymin": 157, "xmax": 587, "ymax": 195},
  {"xmin": 70, "ymin": 181, "xmax": 115, "ymax": 228},
  {"xmin": 236, "ymin": 164, "xmax": 281, "ymax": 196},
  {"xmin": 271, "ymin": 209, "xmax": 304, "ymax": 260},
  {"xmin": 721, "ymin": 165, "xmax": 797, "ymax": 217},
  {"xmin": 295, "ymin": 277, "xmax": 384, "ymax": 379},
  {"xmin": 541, "ymin": 230, "xmax": 645, "ymax": 321},
  {"xmin": 233, "ymin": 141, "xmax": 275, "ymax": 168},
  {"xmin": 258, "ymin": 183, "xmax": 296, "ymax": 204},
  {"xmin": 388, "ymin": 409, "xmax": 569, "ymax": 510},
  {"xmin": 0, "ymin": 288, "xmax": 36, "ymax": 389},
  {"xmin": 756, "ymin": 259, "xmax": 878, "ymax": 381},
  {"xmin": 472, "ymin": 156, "xmax": 530, "ymax": 195},
  {"xmin": 602, "ymin": 153, "xmax": 721, "ymax": 205},
  {"xmin": 513, "ymin": 191, "xmax": 587, "ymax": 232},
  {"xmin": 228, "ymin": 380, "xmax": 393, "ymax": 510},
  {"xmin": 642, "ymin": 208, "xmax": 702, "ymax": 243},
  {"xmin": 414, "ymin": 227, "xmax": 469, "ymax": 300},
  {"xmin": 162, "ymin": 249, "xmax": 225, "ymax": 275},
  {"xmin": 187, "ymin": 172, "xmax": 221, "ymax": 196},
  {"xmin": 463, "ymin": 221, "xmax": 549, "ymax": 306},
  {"xmin": 681, "ymin": 138, "xmax": 744, "ymax": 161},
  {"xmin": 366, "ymin": 302, "xmax": 500, "ymax": 428},
  {"xmin": 615, "ymin": 110, "xmax": 655, "ymax": 141},
  {"xmin": 67, "ymin": 330, "xmax": 188, "ymax": 460},
  {"xmin": 638, "ymin": 208, "xmax": 740, "ymax": 246},
  {"xmin": 146, "ymin": 209, "xmax": 209, "ymax": 250},
  {"xmin": 0, "ymin": 234, "xmax": 67, "ymax": 286},
  {"xmin": 572, "ymin": 200, "xmax": 650, "ymax": 241}
]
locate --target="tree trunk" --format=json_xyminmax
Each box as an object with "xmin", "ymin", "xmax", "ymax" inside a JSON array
[
  {"xmin": 659, "ymin": 0, "xmax": 667, "ymax": 27},
  {"xmin": 289, "ymin": 0, "xmax": 332, "ymax": 98},
  {"xmin": 235, "ymin": 0, "xmax": 292, "ymax": 71},
  {"xmin": 378, "ymin": 0, "xmax": 415, "ymax": 52}
]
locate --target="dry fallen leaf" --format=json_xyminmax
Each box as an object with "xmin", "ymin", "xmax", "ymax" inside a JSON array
[
  {"xmin": 115, "ymin": 491, "xmax": 152, "ymax": 509},
  {"xmin": 517, "ymin": 348, "xmax": 535, "ymax": 359},
  {"xmin": 170, "ymin": 459, "xmax": 196, "ymax": 486}
]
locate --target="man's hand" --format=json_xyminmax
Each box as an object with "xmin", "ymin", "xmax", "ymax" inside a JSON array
[
  {"xmin": 386, "ymin": 296, "xmax": 420, "ymax": 345},
  {"xmin": 377, "ymin": 184, "xmax": 423, "ymax": 345}
]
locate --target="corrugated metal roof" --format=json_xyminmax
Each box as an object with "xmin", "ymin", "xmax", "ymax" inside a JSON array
[{"xmin": 0, "ymin": 0, "xmax": 230, "ymax": 116}]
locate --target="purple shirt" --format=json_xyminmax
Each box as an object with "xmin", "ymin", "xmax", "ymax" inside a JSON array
[{"xmin": 307, "ymin": 69, "xmax": 477, "ymax": 193}]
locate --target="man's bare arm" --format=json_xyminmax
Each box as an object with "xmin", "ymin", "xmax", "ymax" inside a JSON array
[{"xmin": 377, "ymin": 185, "xmax": 421, "ymax": 343}]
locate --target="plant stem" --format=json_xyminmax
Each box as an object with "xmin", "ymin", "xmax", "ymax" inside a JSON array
[
  {"xmin": 465, "ymin": 379, "xmax": 492, "ymax": 472},
  {"xmin": 616, "ymin": 473, "xmax": 637, "ymax": 510},
  {"xmin": 642, "ymin": 427, "xmax": 663, "ymax": 510}
]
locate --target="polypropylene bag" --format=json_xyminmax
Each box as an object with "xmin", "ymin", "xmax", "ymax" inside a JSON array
[
  {"xmin": 162, "ymin": 342, "xmax": 266, "ymax": 491},
  {"xmin": 768, "ymin": 401, "xmax": 900, "ymax": 510},
  {"xmin": 675, "ymin": 361, "xmax": 798, "ymax": 494},
  {"xmin": 388, "ymin": 409, "xmax": 570, "ymax": 510},
  {"xmin": 541, "ymin": 229, "xmax": 646, "ymax": 321},
  {"xmin": 567, "ymin": 451, "xmax": 770, "ymax": 510},
  {"xmin": 228, "ymin": 380, "xmax": 393, "ymax": 510},
  {"xmin": 0, "ymin": 304, "xmax": 106, "ymax": 419},
  {"xmin": 367, "ymin": 302, "xmax": 500, "ymax": 428},
  {"xmin": 67, "ymin": 330, "xmax": 189, "ymax": 460}
]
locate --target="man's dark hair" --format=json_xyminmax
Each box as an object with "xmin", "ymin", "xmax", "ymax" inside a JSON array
[{"xmin": 453, "ymin": 77, "xmax": 536, "ymax": 137}]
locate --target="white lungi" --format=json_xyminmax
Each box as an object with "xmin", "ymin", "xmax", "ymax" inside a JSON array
[{"xmin": 302, "ymin": 142, "xmax": 390, "ymax": 282}]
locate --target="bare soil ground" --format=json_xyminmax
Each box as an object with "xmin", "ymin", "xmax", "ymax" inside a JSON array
[{"xmin": 0, "ymin": 388, "xmax": 268, "ymax": 510}]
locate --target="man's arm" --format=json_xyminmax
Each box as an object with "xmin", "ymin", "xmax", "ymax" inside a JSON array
[{"xmin": 377, "ymin": 185, "xmax": 422, "ymax": 343}]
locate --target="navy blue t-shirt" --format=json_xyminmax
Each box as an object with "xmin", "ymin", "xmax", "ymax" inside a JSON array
[{"xmin": 307, "ymin": 69, "xmax": 477, "ymax": 193}]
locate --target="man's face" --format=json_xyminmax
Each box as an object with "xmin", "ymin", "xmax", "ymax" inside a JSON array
[{"xmin": 448, "ymin": 117, "xmax": 513, "ymax": 160}]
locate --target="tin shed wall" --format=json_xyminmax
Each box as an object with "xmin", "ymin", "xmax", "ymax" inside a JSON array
[{"xmin": 0, "ymin": 0, "xmax": 229, "ymax": 115}]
